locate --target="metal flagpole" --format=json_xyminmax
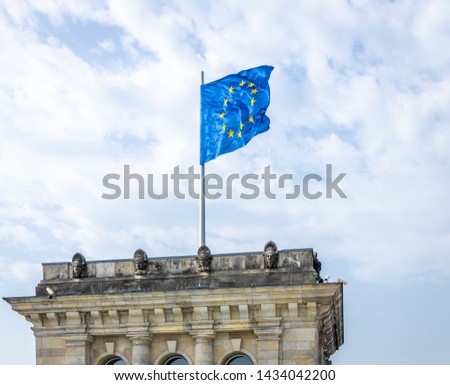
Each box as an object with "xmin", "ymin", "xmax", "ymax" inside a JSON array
[{"xmin": 199, "ymin": 71, "xmax": 205, "ymax": 247}]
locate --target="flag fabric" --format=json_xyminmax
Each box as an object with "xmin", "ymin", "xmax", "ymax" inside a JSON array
[{"xmin": 200, "ymin": 65, "xmax": 274, "ymax": 164}]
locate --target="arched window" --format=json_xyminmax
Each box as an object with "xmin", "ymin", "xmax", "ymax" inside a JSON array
[
  {"xmin": 164, "ymin": 355, "xmax": 189, "ymax": 365},
  {"xmin": 104, "ymin": 356, "xmax": 126, "ymax": 365},
  {"xmin": 225, "ymin": 354, "xmax": 254, "ymax": 365}
]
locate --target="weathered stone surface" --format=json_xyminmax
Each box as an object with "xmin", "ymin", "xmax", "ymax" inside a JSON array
[
  {"xmin": 35, "ymin": 249, "xmax": 317, "ymax": 297},
  {"xmin": 4, "ymin": 247, "xmax": 344, "ymax": 365}
]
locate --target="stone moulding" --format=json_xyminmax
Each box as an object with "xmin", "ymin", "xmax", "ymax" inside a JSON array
[
  {"xmin": 4, "ymin": 283, "xmax": 343, "ymax": 365},
  {"xmin": 34, "ymin": 248, "xmax": 319, "ymax": 297}
]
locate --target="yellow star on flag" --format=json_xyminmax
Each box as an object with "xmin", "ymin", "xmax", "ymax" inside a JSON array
[
  {"xmin": 240, "ymin": 122, "xmax": 244, "ymax": 130},
  {"xmin": 228, "ymin": 129, "xmax": 234, "ymax": 138},
  {"xmin": 237, "ymin": 131, "xmax": 242, "ymax": 138},
  {"xmin": 248, "ymin": 82, "xmax": 254, "ymax": 88},
  {"xmin": 219, "ymin": 111, "xmax": 225, "ymax": 119},
  {"xmin": 222, "ymin": 124, "xmax": 227, "ymax": 131},
  {"xmin": 239, "ymin": 80, "xmax": 246, "ymax": 87},
  {"xmin": 248, "ymin": 116, "xmax": 254, "ymax": 123},
  {"xmin": 251, "ymin": 88, "xmax": 258, "ymax": 94},
  {"xmin": 224, "ymin": 98, "xmax": 229, "ymax": 106},
  {"xmin": 251, "ymin": 97, "xmax": 256, "ymax": 106},
  {"xmin": 228, "ymin": 86, "xmax": 234, "ymax": 94}
]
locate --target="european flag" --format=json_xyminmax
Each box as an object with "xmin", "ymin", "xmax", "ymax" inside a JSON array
[{"xmin": 200, "ymin": 65, "xmax": 274, "ymax": 164}]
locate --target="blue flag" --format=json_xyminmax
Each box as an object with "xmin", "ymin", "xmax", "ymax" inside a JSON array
[{"xmin": 200, "ymin": 65, "xmax": 274, "ymax": 164}]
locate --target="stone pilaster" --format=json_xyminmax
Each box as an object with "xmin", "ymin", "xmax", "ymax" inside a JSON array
[
  {"xmin": 190, "ymin": 320, "xmax": 215, "ymax": 365},
  {"xmin": 281, "ymin": 302, "xmax": 320, "ymax": 364},
  {"xmin": 126, "ymin": 308, "xmax": 152, "ymax": 365},
  {"xmin": 254, "ymin": 316, "xmax": 282, "ymax": 365},
  {"xmin": 128, "ymin": 334, "xmax": 152, "ymax": 365},
  {"xmin": 64, "ymin": 334, "xmax": 94, "ymax": 365}
]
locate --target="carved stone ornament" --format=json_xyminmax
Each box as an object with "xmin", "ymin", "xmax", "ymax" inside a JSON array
[
  {"xmin": 263, "ymin": 241, "xmax": 279, "ymax": 269},
  {"xmin": 72, "ymin": 252, "xmax": 87, "ymax": 279},
  {"xmin": 313, "ymin": 251, "xmax": 323, "ymax": 283},
  {"xmin": 196, "ymin": 245, "xmax": 212, "ymax": 273},
  {"xmin": 133, "ymin": 249, "xmax": 148, "ymax": 275}
]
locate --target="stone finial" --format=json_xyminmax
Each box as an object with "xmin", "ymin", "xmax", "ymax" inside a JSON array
[
  {"xmin": 313, "ymin": 251, "xmax": 323, "ymax": 283},
  {"xmin": 263, "ymin": 241, "xmax": 279, "ymax": 269},
  {"xmin": 196, "ymin": 245, "xmax": 212, "ymax": 273},
  {"xmin": 133, "ymin": 249, "xmax": 148, "ymax": 275},
  {"xmin": 72, "ymin": 252, "xmax": 87, "ymax": 279}
]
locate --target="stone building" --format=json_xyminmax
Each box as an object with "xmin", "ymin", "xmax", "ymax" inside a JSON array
[{"xmin": 4, "ymin": 243, "xmax": 344, "ymax": 365}]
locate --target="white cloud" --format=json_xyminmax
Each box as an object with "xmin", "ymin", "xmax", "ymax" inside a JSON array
[
  {"xmin": 0, "ymin": 0, "xmax": 449, "ymax": 286},
  {"xmin": 0, "ymin": 223, "xmax": 41, "ymax": 250},
  {"xmin": 0, "ymin": 256, "xmax": 41, "ymax": 284},
  {"xmin": 99, "ymin": 38, "xmax": 116, "ymax": 52}
]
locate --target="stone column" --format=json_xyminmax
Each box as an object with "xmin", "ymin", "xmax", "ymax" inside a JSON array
[
  {"xmin": 191, "ymin": 332, "xmax": 215, "ymax": 364},
  {"xmin": 254, "ymin": 326, "xmax": 282, "ymax": 365},
  {"xmin": 127, "ymin": 333, "xmax": 152, "ymax": 365},
  {"xmin": 127, "ymin": 309, "xmax": 152, "ymax": 365},
  {"xmin": 63, "ymin": 311, "xmax": 93, "ymax": 365},
  {"xmin": 255, "ymin": 306, "xmax": 282, "ymax": 365},
  {"xmin": 64, "ymin": 334, "xmax": 94, "ymax": 365},
  {"xmin": 190, "ymin": 320, "xmax": 215, "ymax": 365}
]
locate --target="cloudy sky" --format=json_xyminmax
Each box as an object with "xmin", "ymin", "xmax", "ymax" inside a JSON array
[{"xmin": 1, "ymin": 0, "xmax": 449, "ymax": 364}]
